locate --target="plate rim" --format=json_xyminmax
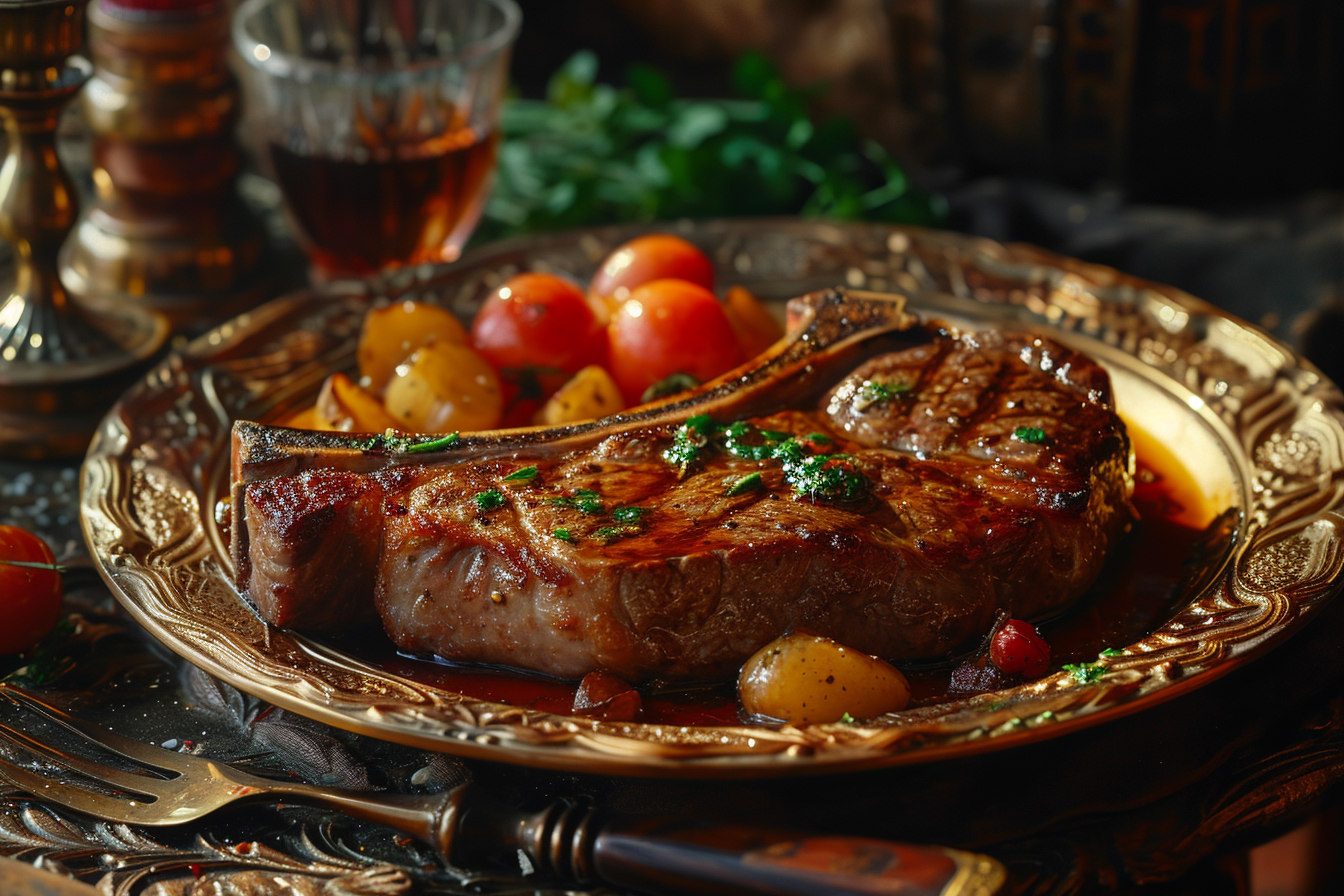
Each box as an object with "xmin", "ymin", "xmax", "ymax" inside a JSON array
[{"xmin": 81, "ymin": 217, "xmax": 1344, "ymax": 778}]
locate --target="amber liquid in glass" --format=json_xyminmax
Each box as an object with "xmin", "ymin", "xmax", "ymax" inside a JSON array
[{"xmin": 268, "ymin": 129, "xmax": 498, "ymax": 276}]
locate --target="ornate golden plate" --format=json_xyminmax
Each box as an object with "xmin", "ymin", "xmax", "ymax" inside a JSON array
[{"xmin": 81, "ymin": 219, "xmax": 1344, "ymax": 777}]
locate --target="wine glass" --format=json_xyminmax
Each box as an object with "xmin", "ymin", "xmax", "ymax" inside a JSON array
[{"xmin": 233, "ymin": 0, "xmax": 520, "ymax": 279}]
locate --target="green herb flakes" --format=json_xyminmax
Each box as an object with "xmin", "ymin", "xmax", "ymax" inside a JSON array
[
  {"xmin": 595, "ymin": 525, "xmax": 641, "ymax": 544},
  {"xmin": 854, "ymin": 379, "xmax": 909, "ymax": 410},
  {"xmin": 612, "ymin": 506, "xmax": 647, "ymax": 523},
  {"xmin": 1099, "ymin": 647, "xmax": 1123, "ymax": 657},
  {"xmin": 504, "ymin": 465, "xmax": 539, "ymax": 482},
  {"xmin": 403, "ymin": 432, "xmax": 461, "ymax": 453},
  {"xmin": 1013, "ymin": 426, "xmax": 1047, "ymax": 444},
  {"xmin": 838, "ymin": 712, "xmax": 859, "ymax": 725},
  {"xmin": 474, "ymin": 489, "xmax": 506, "ymax": 512},
  {"xmin": 727, "ymin": 472, "xmax": 764, "ymax": 496},
  {"xmin": 1063, "ymin": 662, "xmax": 1107, "ymax": 684},
  {"xmin": 552, "ymin": 527, "xmax": 575, "ymax": 543}
]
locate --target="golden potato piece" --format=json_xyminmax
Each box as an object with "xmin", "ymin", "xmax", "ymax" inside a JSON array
[
  {"xmin": 358, "ymin": 301, "xmax": 468, "ymax": 393},
  {"xmin": 723, "ymin": 285, "xmax": 784, "ymax": 359},
  {"xmin": 315, "ymin": 372, "xmax": 400, "ymax": 433},
  {"xmin": 533, "ymin": 365, "xmax": 625, "ymax": 426},
  {"xmin": 738, "ymin": 631, "xmax": 910, "ymax": 724},
  {"xmin": 278, "ymin": 406, "xmax": 327, "ymax": 430},
  {"xmin": 384, "ymin": 341, "xmax": 503, "ymax": 433}
]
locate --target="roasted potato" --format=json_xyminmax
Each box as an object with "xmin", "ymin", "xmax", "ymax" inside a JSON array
[
  {"xmin": 533, "ymin": 365, "xmax": 625, "ymax": 426},
  {"xmin": 738, "ymin": 630, "xmax": 910, "ymax": 724},
  {"xmin": 383, "ymin": 340, "xmax": 503, "ymax": 433},
  {"xmin": 358, "ymin": 301, "xmax": 468, "ymax": 393},
  {"xmin": 315, "ymin": 372, "xmax": 400, "ymax": 433}
]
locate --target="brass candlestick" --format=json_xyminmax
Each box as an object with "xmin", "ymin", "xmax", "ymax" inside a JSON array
[
  {"xmin": 0, "ymin": 0, "xmax": 168, "ymax": 459},
  {"xmin": 59, "ymin": 0, "xmax": 272, "ymax": 332}
]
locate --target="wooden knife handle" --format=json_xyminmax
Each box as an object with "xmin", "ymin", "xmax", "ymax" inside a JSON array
[{"xmin": 591, "ymin": 819, "xmax": 1007, "ymax": 896}]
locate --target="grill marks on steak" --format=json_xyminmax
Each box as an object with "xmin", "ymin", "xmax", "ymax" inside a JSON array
[{"xmin": 235, "ymin": 293, "xmax": 1134, "ymax": 684}]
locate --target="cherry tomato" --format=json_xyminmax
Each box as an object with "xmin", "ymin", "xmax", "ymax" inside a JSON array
[
  {"xmin": 0, "ymin": 525, "xmax": 63, "ymax": 655},
  {"xmin": 990, "ymin": 619, "xmax": 1051, "ymax": 678},
  {"xmin": 607, "ymin": 279, "xmax": 742, "ymax": 404},
  {"xmin": 470, "ymin": 273, "xmax": 607, "ymax": 426},
  {"xmin": 590, "ymin": 234, "xmax": 715, "ymax": 304}
]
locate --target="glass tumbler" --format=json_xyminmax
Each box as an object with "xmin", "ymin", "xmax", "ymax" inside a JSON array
[{"xmin": 233, "ymin": 0, "xmax": 519, "ymax": 278}]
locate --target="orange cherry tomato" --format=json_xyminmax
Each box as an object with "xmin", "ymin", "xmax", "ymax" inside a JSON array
[
  {"xmin": 0, "ymin": 525, "xmax": 63, "ymax": 655},
  {"xmin": 590, "ymin": 234, "xmax": 715, "ymax": 304},
  {"xmin": 471, "ymin": 273, "xmax": 609, "ymax": 425},
  {"xmin": 607, "ymin": 279, "xmax": 742, "ymax": 404}
]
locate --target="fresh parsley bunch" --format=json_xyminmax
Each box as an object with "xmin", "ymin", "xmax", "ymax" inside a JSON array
[{"xmin": 477, "ymin": 51, "xmax": 942, "ymax": 242}]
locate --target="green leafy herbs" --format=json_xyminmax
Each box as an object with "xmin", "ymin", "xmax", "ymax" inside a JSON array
[
  {"xmin": 551, "ymin": 488, "xmax": 605, "ymax": 515},
  {"xmin": 663, "ymin": 414, "xmax": 718, "ymax": 469},
  {"xmin": 504, "ymin": 465, "xmax": 539, "ymax": 482},
  {"xmin": 838, "ymin": 712, "xmax": 859, "ymax": 725},
  {"xmin": 594, "ymin": 525, "xmax": 641, "ymax": 544},
  {"xmin": 358, "ymin": 431, "xmax": 462, "ymax": 454},
  {"xmin": 1099, "ymin": 647, "xmax": 1123, "ymax": 657},
  {"xmin": 474, "ymin": 489, "xmax": 506, "ymax": 512},
  {"xmin": 1013, "ymin": 426, "xmax": 1047, "ymax": 445},
  {"xmin": 550, "ymin": 500, "xmax": 650, "ymax": 545},
  {"xmin": 854, "ymin": 379, "xmax": 910, "ymax": 410},
  {"xmin": 1063, "ymin": 661, "xmax": 1107, "ymax": 685},
  {"xmin": 727, "ymin": 472, "xmax": 764, "ymax": 496},
  {"xmin": 781, "ymin": 451, "xmax": 868, "ymax": 503},
  {"xmin": 475, "ymin": 51, "xmax": 943, "ymax": 245},
  {"xmin": 4, "ymin": 619, "xmax": 75, "ymax": 687},
  {"xmin": 664, "ymin": 416, "xmax": 868, "ymax": 504}
]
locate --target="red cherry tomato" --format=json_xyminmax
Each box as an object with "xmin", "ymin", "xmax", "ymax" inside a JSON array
[
  {"xmin": 607, "ymin": 279, "xmax": 742, "ymax": 404},
  {"xmin": 470, "ymin": 273, "xmax": 608, "ymax": 425},
  {"xmin": 990, "ymin": 619, "xmax": 1051, "ymax": 678},
  {"xmin": 590, "ymin": 234, "xmax": 715, "ymax": 303},
  {"xmin": 0, "ymin": 525, "xmax": 63, "ymax": 655}
]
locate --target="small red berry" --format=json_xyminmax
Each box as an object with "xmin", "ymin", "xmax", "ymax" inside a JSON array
[{"xmin": 991, "ymin": 619, "xmax": 1051, "ymax": 678}]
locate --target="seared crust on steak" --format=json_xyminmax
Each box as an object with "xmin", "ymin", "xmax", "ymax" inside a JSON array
[{"xmin": 232, "ymin": 289, "xmax": 1134, "ymax": 683}]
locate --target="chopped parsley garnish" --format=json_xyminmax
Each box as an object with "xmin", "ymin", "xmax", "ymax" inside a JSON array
[
  {"xmin": 779, "ymin": 446, "xmax": 868, "ymax": 503},
  {"xmin": 402, "ymin": 432, "xmax": 461, "ymax": 453},
  {"xmin": 1063, "ymin": 662, "xmax": 1107, "ymax": 684},
  {"xmin": 663, "ymin": 414, "xmax": 717, "ymax": 469},
  {"xmin": 1013, "ymin": 426, "xmax": 1047, "ymax": 444},
  {"xmin": 474, "ymin": 489, "xmax": 506, "ymax": 512},
  {"xmin": 838, "ymin": 712, "xmax": 859, "ymax": 725},
  {"xmin": 612, "ymin": 506, "xmax": 647, "ymax": 523},
  {"xmin": 594, "ymin": 525, "xmax": 641, "ymax": 543},
  {"xmin": 504, "ymin": 465, "xmax": 539, "ymax": 482},
  {"xmin": 551, "ymin": 488, "xmax": 604, "ymax": 515},
  {"xmin": 662, "ymin": 416, "xmax": 870, "ymax": 505},
  {"xmin": 1099, "ymin": 647, "xmax": 1123, "ymax": 657},
  {"xmin": 552, "ymin": 527, "xmax": 575, "ymax": 543},
  {"xmin": 726, "ymin": 472, "xmax": 764, "ymax": 496},
  {"xmin": 354, "ymin": 431, "xmax": 462, "ymax": 454},
  {"xmin": 855, "ymin": 379, "xmax": 910, "ymax": 410}
]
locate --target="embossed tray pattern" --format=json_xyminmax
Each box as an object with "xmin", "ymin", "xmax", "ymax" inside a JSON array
[{"xmin": 81, "ymin": 220, "xmax": 1344, "ymax": 776}]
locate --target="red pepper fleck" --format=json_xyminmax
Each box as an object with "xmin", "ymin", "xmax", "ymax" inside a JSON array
[
  {"xmin": 189, "ymin": 864, "xmax": 203, "ymax": 879},
  {"xmin": 990, "ymin": 619, "xmax": 1051, "ymax": 678},
  {"xmin": 236, "ymin": 842, "xmax": 252, "ymax": 855}
]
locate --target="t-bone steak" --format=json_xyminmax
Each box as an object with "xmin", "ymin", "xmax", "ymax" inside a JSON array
[{"xmin": 230, "ymin": 288, "xmax": 1134, "ymax": 683}]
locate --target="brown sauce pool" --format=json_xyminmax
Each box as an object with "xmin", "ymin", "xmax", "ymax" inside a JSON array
[{"xmin": 359, "ymin": 430, "xmax": 1221, "ymax": 726}]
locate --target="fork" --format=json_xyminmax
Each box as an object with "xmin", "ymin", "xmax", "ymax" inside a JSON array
[{"xmin": 0, "ymin": 685, "xmax": 1006, "ymax": 895}]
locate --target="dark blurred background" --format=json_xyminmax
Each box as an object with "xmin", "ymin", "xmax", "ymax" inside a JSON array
[{"xmin": 506, "ymin": 0, "xmax": 1343, "ymax": 383}]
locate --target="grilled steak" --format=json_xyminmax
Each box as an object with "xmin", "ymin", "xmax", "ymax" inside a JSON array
[{"xmin": 231, "ymin": 289, "xmax": 1134, "ymax": 683}]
